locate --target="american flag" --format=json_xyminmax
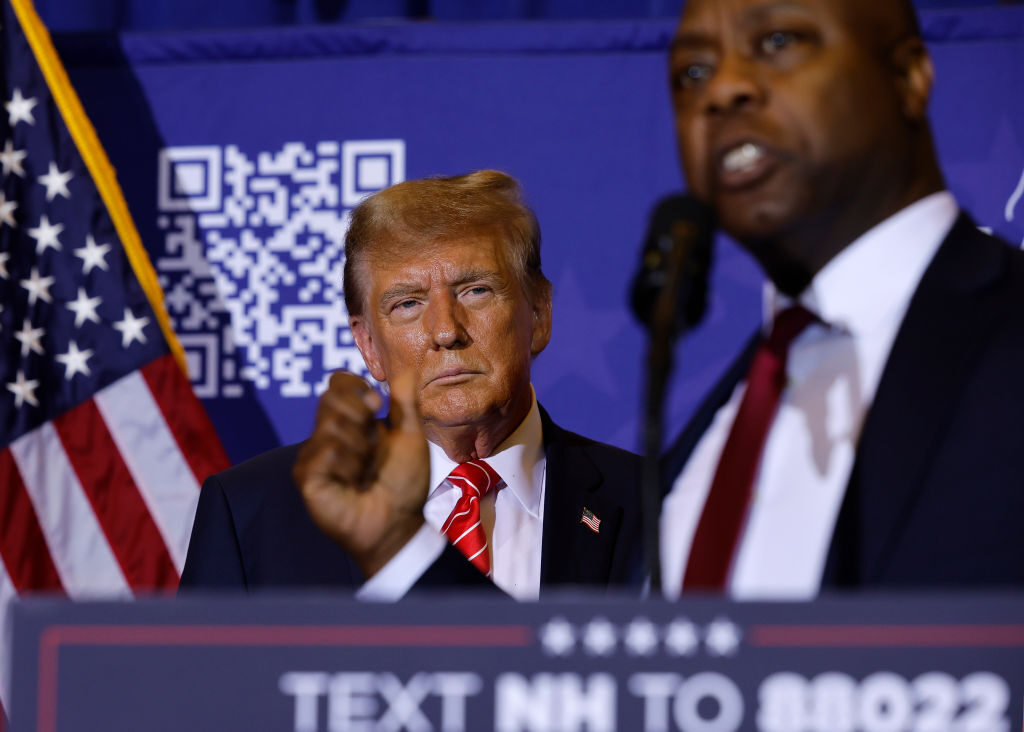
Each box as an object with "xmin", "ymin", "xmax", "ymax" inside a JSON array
[
  {"xmin": 0, "ymin": 0, "xmax": 229, "ymax": 725},
  {"xmin": 580, "ymin": 507, "xmax": 601, "ymax": 534}
]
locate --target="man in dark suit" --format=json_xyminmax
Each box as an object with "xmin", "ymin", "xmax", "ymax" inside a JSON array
[
  {"xmin": 660, "ymin": 0, "xmax": 1024, "ymax": 597},
  {"xmin": 180, "ymin": 170, "xmax": 640, "ymax": 598}
]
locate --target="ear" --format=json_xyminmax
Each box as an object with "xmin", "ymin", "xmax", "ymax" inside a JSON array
[
  {"xmin": 529, "ymin": 286, "xmax": 553, "ymax": 357},
  {"xmin": 350, "ymin": 315, "xmax": 388, "ymax": 383},
  {"xmin": 892, "ymin": 37, "xmax": 933, "ymax": 121}
]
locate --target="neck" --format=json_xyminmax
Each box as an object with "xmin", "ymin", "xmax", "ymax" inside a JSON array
[{"xmin": 425, "ymin": 394, "xmax": 533, "ymax": 463}]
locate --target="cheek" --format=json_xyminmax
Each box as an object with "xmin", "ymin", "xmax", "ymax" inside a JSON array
[{"xmin": 676, "ymin": 114, "xmax": 709, "ymax": 194}]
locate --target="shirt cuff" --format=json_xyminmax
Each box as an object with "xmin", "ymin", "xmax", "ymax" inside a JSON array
[{"xmin": 355, "ymin": 523, "xmax": 447, "ymax": 602}]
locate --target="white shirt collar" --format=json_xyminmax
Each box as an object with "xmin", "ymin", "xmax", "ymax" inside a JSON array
[
  {"xmin": 426, "ymin": 387, "xmax": 545, "ymax": 518},
  {"xmin": 765, "ymin": 191, "xmax": 959, "ymax": 334}
]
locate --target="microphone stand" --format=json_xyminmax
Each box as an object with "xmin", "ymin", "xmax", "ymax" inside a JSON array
[{"xmin": 641, "ymin": 223, "xmax": 696, "ymax": 596}]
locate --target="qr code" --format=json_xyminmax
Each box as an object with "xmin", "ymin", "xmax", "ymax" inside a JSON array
[{"xmin": 154, "ymin": 140, "xmax": 406, "ymax": 398}]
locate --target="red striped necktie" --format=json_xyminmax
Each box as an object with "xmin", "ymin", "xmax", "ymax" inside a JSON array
[
  {"xmin": 441, "ymin": 459, "xmax": 503, "ymax": 575},
  {"xmin": 682, "ymin": 305, "xmax": 816, "ymax": 591}
]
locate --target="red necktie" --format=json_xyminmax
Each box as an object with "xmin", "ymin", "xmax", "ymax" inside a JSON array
[
  {"xmin": 441, "ymin": 460, "xmax": 502, "ymax": 575},
  {"xmin": 682, "ymin": 305, "xmax": 816, "ymax": 591}
]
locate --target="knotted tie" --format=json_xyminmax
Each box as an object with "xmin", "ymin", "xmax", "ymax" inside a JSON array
[
  {"xmin": 683, "ymin": 305, "xmax": 816, "ymax": 591},
  {"xmin": 441, "ymin": 459, "xmax": 502, "ymax": 575}
]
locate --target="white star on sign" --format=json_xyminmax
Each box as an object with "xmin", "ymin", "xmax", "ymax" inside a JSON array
[
  {"xmin": 7, "ymin": 370, "xmax": 40, "ymax": 408},
  {"xmin": 5, "ymin": 88, "xmax": 37, "ymax": 127},
  {"xmin": 20, "ymin": 267, "xmax": 55, "ymax": 306},
  {"xmin": 66, "ymin": 287, "xmax": 102, "ymax": 328},
  {"xmin": 664, "ymin": 618, "xmax": 700, "ymax": 657},
  {"xmin": 623, "ymin": 617, "xmax": 659, "ymax": 657},
  {"xmin": 113, "ymin": 308, "xmax": 149, "ymax": 347},
  {"xmin": 539, "ymin": 617, "xmax": 576, "ymax": 657},
  {"xmin": 0, "ymin": 191, "xmax": 17, "ymax": 227},
  {"xmin": 0, "ymin": 139, "xmax": 27, "ymax": 177},
  {"xmin": 74, "ymin": 235, "xmax": 111, "ymax": 274},
  {"xmin": 704, "ymin": 618, "xmax": 742, "ymax": 657},
  {"xmin": 0, "ymin": 251, "xmax": 9, "ymax": 279},
  {"xmin": 38, "ymin": 161, "xmax": 73, "ymax": 201},
  {"xmin": 581, "ymin": 617, "xmax": 617, "ymax": 657},
  {"xmin": 56, "ymin": 340, "xmax": 93, "ymax": 380},
  {"xmin": 14, "ymin": 319, "xmax": 45, "ymax": 357},
  {"xmin": 27, "ymin": 215, "xmax": 64, "ymax": 255}
]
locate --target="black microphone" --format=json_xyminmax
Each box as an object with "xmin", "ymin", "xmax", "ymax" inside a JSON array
[
  {"xmin": 630, "ymin": 194, "xmax": 715, "ymax": 337},
  {"xmin": 631, "ymin": 194, "xmax": 715, "ymax": 594}
]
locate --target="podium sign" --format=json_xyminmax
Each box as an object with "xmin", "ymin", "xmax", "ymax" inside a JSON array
[{"xmin": 10, "ymin": 593, "xmax": 1024, "ymax": 731}]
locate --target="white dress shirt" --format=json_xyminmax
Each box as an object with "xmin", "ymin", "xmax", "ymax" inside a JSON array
[
  {"xmin": 359, "ymin": 389, "xmax": 546, "ymax": 601},
  {"xmin": 661, "ymin": 192, "xmax": 960, "ymax": 599}
]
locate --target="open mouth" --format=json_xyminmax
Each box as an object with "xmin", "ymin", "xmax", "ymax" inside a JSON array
[{"xmin": 715, "ymin": 141, "xmax": 776, "ymax": 190}]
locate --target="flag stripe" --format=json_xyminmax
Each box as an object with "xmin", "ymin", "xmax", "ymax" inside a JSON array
[
  {"xmin": 0, "ymin": 557, "xmax": 17, "ymax": 726},
  {"xmin": 9, "ymin": 425, "xmax": 131, "ymax": 598},
  {"xmin": 142, "ymin": 354, "xmax": 229, "ymax": 487},
  {"xmin": 94, "ymin": 370, "xmax": 201, "ymax": 574},
  {"xmin": 0, "ymin": 449, "xmax": 64, "ymax": 593},
  {"xmin": 53, "ymin": 398, "xmax": 179, "ymax": 590}
]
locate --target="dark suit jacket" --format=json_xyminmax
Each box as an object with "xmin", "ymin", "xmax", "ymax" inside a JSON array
[
  {"xmin": 179, "ymin": 406, "xmax": 642, "ymax": 594},
  {"xmin": 663, "ymin": 214, "xmax": 1024, "ymax": 589}
]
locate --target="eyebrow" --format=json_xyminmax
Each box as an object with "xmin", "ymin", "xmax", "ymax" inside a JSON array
[{"xmin": 671, "ymin": 1, "xmax": 814, "ymax": 49}]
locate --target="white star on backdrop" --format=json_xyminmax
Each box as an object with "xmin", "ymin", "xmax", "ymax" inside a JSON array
[
  {"xmin": 664, "ymin": 619, "xmax": 701, "ymax": 657},
  {"xmin": 38, "ymin": 161, "xmax": 73, "ymax": 201},
  {"xmin": 66, "ymin": 287, "xmax": 102, "ymax": 328},
  {"xmin": 539, "ymin": 617, "xmax": 576, "ymax": 657},
  {"xmin": 27, "ymin": 215, "xmax": 64, "ymax": 255},
  {"xmin": 7, "ymin": 370, "xmax": 40, "ymax": 408},
  {"xmin": 704, "ymin": 618, "xmax": 742, "ymax": 657},
  {"xmin": 623, "ymin": 618, "xmax": 659, "ymax": 656},
  {"xmin": 20, "ymin": 267, "xmax": 55, "ymax": 306},
  {"xmin": 5, "ymin": 88, "xmax": 37, "ymax": 127},
  {"xmin": 56, "ymin": 341, "xmax": 93, "ymax": 380},
  {"xmin": 74, "ymin": 235, "xmax": 111, "ymax": 274},
  {"xmin": 582, "ymin": 618, "xmax": 617, "ymax": 656},
  {"xmin": 14, "ymin": 319, "xmax": 45, "ymax": 357},
  {"xmin": 0, "ymin": 191, "xmax": 17, "ymax": 227},
  {"xmin": 0, "ymin": 139, "xmax": 27, "ymax": 177},
  {"xmin": 0, "ymin": 251, "xmax": 9, "ymax": 279},
  {"xmin": 113, "ymin": 308, "xmax": 150, "ymax": 347}
]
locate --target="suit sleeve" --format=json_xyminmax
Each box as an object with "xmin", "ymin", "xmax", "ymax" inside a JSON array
[{"xmin": 178, "ymin": 475, "xmax": 248, "ymax": 590}]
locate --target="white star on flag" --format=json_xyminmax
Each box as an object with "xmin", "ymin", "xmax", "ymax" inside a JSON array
[
  {"xmin": 20, "ymin": 266, "xmax": 55, "ymax": 306},
  {"xmin": 623, "ymin": 618, "xmax": 659, "ymax": 656},
  {"xmin": 14, "ymin": 319, "xmax": 45, "ymax": 357},
  {"xmin": 704, "ymin": 618, "xmax": 742, "ymax": 657},
  {"xmin": 5, "ymin": 87, "xmax": 37, "ymax": 126},
  {"xmin": 55, "ymin": 340, "xmax": 93, "ymax": 380},
  {"xmin": 66, "ymin": 287, "xmax": 102, "ymax": 327},
  {"xmin": 539, "ymin": 617, "xmax": 576, "ymax": 657},
  {"xmin": 6, "ymin": 370, "xmax": 40, "ymax": 409},
  {"xmin": 0, "ymin": 139, "xmax": 27, "ymax": 177},
  {"xmin": 113, "ymin": 308, "xmax": 149, "ymax": 347},
  {"xmin": 27, "ymin": 214, "xmax": 64, "ymax": 255},
  {"xmin": 0, "ymin": 191, "xmax": 17, "ymax": 227},
  {"xmin": 581, "ymin": 617, "xmax": 617, "ymax": 656},
  {"xmin": 38, "ymin": 161, "xmax": 73, "ymax": 201},
  {"xmin": 664, "ymin": 618, "xmax": 700, "ymax": 657},
  {"xmin": 74, "ymin": 235, "xmax": 111, "ymax": 274}
]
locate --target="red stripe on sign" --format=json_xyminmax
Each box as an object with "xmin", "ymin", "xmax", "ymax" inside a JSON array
[
  {"xmin": 0, "ymin": 448, "xmax": 64, "ymax": 592},
  {"xmin": 750, "ymin": 624, "xmax": 1024, "ymax": 647},
  {"xmin": 53, "ymin": 399, "xmax": 178, "ymax": 590},
  {"xmin": 142, "ymin": 354, "xmax": 230, "ymax": 484}
]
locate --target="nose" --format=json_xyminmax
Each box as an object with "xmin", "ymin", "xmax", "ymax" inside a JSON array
[
  {"xmin": 426, "ymin": 293, "xmax": 469, "ymax": 349},
  {"xmin": 703, "ymin": 52, "xmax": 763, "ymax": 115}
]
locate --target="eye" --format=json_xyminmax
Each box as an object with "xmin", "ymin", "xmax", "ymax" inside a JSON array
[
  {"xmin": 394, "ymin": 299, "xmax": 419, "ymax": 311},
  {"xmin": 672, "ymin": 61, "xmax": 714, "ymax": 91},
  {"xmin": 758, "ymin": 30, "xmax": 799, "ymax": 55}
]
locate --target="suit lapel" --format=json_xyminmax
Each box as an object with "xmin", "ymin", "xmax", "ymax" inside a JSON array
[
  {"xmin": 826, "ymin": 215, "xmax": 1010, "ymax": 584},
  {"xmin": 538, "ymin": 407, "xmax": 624, "ymax": 590}
]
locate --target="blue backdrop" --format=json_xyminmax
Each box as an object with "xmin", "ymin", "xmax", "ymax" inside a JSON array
[{"xmin": 55, "ymin": 8, "xmax": 1024, "ymax": 465}]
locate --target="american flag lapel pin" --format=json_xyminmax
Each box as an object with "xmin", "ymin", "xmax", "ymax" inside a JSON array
[{"xmin": 580, "ymin": 507, "xmax": 601, "ymax": 534}]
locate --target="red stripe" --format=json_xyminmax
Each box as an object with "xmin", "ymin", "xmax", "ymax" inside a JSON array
[
  {"xmin": 0, "ymin": 448, "xmax": 64, "ymax": 593},
  {"xmin": 751, "ymin": 624, "xmax": 1024, "ymax": 647},
  {"xmin": 53, "ymin": 399, "xmax": 178, "ymax": 590},
  {"xmin": 141, "ymin": 354, "xmax": 230, "ymax": 484},
  {"xmin": 0, "ymin": 696, "xmax": 7, "ymax": 732}
]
